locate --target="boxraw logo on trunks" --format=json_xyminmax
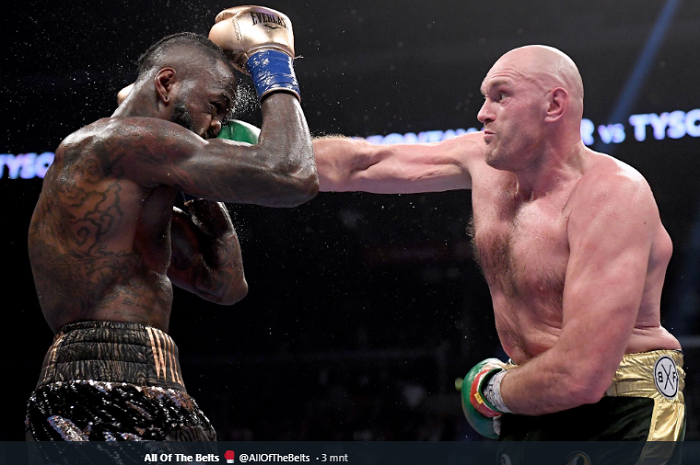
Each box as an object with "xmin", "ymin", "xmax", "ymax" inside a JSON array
[{"xmin": 654, "ymin": 355, "xmax": 679, "ymax": 399}]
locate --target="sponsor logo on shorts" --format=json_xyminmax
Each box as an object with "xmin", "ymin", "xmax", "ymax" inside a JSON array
[{"xmin": 654, "ymin": 355, "xmax": 679, "ymax": 399}]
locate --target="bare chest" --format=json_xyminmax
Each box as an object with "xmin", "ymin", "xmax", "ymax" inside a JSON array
[{"xmin": 471, "ymin": 189, "xmax": 571, "ymax": 303}]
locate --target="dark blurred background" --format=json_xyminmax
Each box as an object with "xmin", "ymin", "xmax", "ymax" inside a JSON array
[{"xmin": 2, "ymin": 0, "xmax": 700, "ymax": 441}]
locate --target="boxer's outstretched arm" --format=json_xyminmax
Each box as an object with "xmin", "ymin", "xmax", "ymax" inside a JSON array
[
  {"xmin": 168, "ymin": 199, "xmax": 247, "ymax": 305},
  {"xmin": 314, "ymin": 132, "xmax": 484, "ymax": 194},
  {"xmin": 498, "ymin": 170, "xmax": 668, "ymax": 415}
]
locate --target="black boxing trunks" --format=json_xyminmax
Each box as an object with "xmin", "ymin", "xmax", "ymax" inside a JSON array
[
  {"xmin": 497, "ymin": 350, "xmax": 685, "ymax": 464},
  {"xmin": 25, "ymin": 320, "xmax": 216, "ymax": 441}
]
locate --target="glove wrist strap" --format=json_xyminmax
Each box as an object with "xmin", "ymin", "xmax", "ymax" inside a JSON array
[
  {"xmin": 483, "ymin": 369, "xmax": 512, "ymax": 414},
  {"xmin": 247, "ymin": 50, "xmax": 300, "ymax": 102}
]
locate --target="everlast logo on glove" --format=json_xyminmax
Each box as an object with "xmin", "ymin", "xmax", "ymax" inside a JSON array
[
  {"xmin": 209, "ymin": 6, "xmax": 300, "ymax": 99},
  {"xmin": 250, "ymin": 12, "xmax": 288, "ymax": 29}
]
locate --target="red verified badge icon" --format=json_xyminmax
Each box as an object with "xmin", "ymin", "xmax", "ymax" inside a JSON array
[{"xmin": 224, "ymin": 450, "xmax": 235, "ymax": 463}]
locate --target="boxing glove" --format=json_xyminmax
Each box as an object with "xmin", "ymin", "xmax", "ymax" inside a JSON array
[
  {"xmin": 460, "ymin": 358, "xmax": 507, "ymax": 439},
  {"xmin": 209, "ymin": 6, "xmax": 300, "ymax": 101},
  {"xmin": 217, "ymin": 120, "xmax": 260, "ymax": 144},
  {"xmin": 182, "ymin": 120, "xmax": 261, "ymax": 202},
  {"xmin": 117, "ymin": 83, "xmax": 133, "ymax": 105}
]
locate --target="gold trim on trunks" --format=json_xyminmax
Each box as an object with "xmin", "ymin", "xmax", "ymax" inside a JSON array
[
  {"xmin": 605, "ymin": 350, "xmax": 685, "ymax": 442},
  {"xmin": 605, "ymin": 350, "xmax": 685, "ymax": 465},
  {"xmin": 37, "ymin": 321, "xmax": 187, "ymax": 392}
]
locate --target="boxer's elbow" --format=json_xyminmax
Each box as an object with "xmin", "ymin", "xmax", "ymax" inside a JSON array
[
  {"xmin": 223, "ymin": 277, "xmax": 249, "ymax": 306},
  {"xmin": 288, "ymin": 164, "xmax": 320, "ymax": 205},
  {"xmin": 270, "ymin": 154, "xmax": 319, "ymax": 206},
  {"xmin": 207, "ymin": 276, "xmax": 249, "ymax": 306},
  {"xmin": 562, "ymin": 366, "xmax": 610, "ymax": 406},
  {"xmin": 272, "ymin": 172, "xmax": 318, "ymax": 207}
]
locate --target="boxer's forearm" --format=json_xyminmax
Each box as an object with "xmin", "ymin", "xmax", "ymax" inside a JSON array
[
  {"xmin": 170, "ymin": 201, "xmax": 247, "ymax": 305},
  {"xmin": 499, "ymin": 349, "xmax": 613, "ymax": 415},
  {"xmin": 314, "ymin": 136, "xmax": 370, "ymax": 192},
  {"xmin": 314, "ymin": 134, "xmax": 476, "ymax": 194},
  {"xmin": 188, "ymin": 200, "xmax": 246, "ymax": 298},
  {"xmin": 202, "ymin": 231, "xmax": 248, "ymax": 305},
  {"xmin": 314, "ymin": 136, "xmax": 428, "ymax": 193}
]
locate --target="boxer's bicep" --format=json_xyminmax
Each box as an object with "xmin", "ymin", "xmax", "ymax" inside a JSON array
[{"xmin": 559, "ymin": 175, "xmax": 657, "ymax": 391}]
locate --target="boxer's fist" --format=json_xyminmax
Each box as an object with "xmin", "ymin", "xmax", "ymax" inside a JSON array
[
  {"xmin": 459, "ymin": 358, "xmax": 506, "ymax": 439},
  {"xmin": 209, "ymin": 6, "xmax": 295, "ymax": 74},
  {"xmin": 467, "ymin": 358, "xmax": 506, "ymax": 418},
  {"xmin": 460, "ymin": 394, "xmax": 501, "ymax": 440},
  {"xmin": 117, "ymin": 83, "xmax": 133, "ymax": 106},
  {"xmin": 217, "ymin": 120, "xmax": 261, "ymax": 145},
  {"xmin": 209, "ymin": 6, "xmax": 300, "ymax": 101}
]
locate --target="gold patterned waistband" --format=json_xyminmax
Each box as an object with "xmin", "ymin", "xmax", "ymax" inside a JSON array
[
  {"xmin": 38, "ymin": 320, "xmax": 186, "ymax": 392},
  {"xmin": 606, "ymin": 350, "xmax": 684, "ymax": 401},
  {"xmin": 607, "ymin": 350, "xmax": 685, "ymax": 444}
]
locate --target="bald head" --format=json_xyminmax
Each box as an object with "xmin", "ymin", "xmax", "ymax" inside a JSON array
[{"xmin": 488, "ymin": 45, "xmax": 584, "ymax": 120}]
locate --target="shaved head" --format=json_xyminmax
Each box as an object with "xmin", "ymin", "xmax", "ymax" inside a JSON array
[
  {"xmin": 487, "ymin": 45, "xmax": 584, "ymax": 119},
  {"xmin": 477, "ymin": 45, "xmax": 587, "ymax": 169}
]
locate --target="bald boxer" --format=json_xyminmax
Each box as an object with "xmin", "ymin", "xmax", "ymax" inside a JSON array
[
  {"xmin": 26, "ymin": 6, "xmax": 316, "ymax": 442},
  {"xmin": 315, "ymin": 45, "xmax": 684, "ymax": 445}
]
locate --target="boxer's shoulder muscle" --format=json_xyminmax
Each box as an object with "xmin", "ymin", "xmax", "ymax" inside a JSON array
[{"xmin": 568, "ymin": 152, "xmax": 656, "ymax": 223}]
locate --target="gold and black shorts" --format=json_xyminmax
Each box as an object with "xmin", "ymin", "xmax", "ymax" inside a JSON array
[
  {"xmin": 25, "ymin": 320, "xmax": 216, "ymax": 442},
  {"xmin": 496, "ymin": 350, "xmax": 685, "ymax": 464},
  {"xmin": 499, "ymin": 350, "xmax": 685, "ymax": 442}
]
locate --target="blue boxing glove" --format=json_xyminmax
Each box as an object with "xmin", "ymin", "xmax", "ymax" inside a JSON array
[{"xmin": 209, "ymin": 6, "xmax": 301, "ymax": 101}]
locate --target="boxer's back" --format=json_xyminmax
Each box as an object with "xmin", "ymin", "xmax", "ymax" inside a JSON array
[{"xmin": 28, "ymin": 119, "xmax": 177, "ymax": 333}]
